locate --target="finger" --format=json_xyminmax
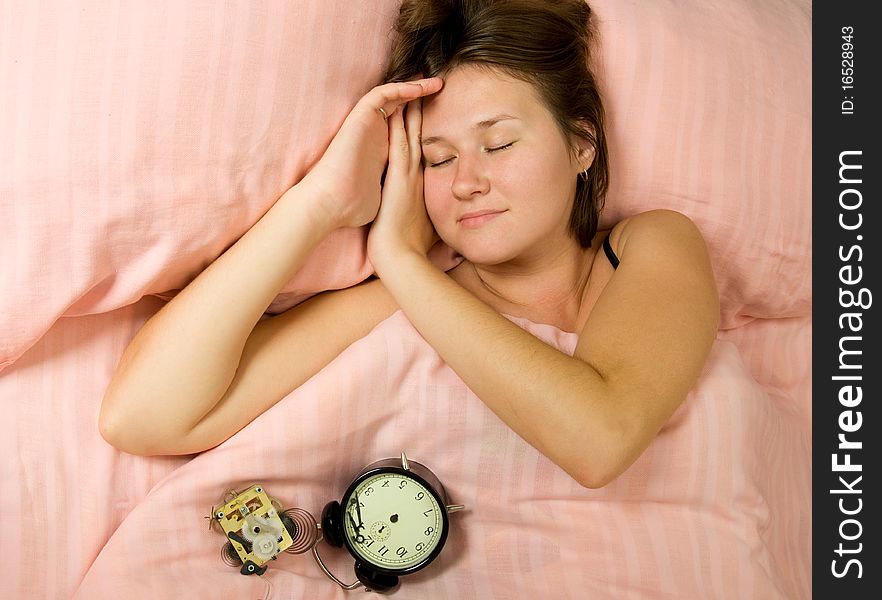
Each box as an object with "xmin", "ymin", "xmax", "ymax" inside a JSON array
[
  {"xmin": 387, "ymin": 105, "xmax": 409, "ymax": 165},
  {"xmin": 404, "ymin": 97, "xmax": 423, "ymax": 165},
  {"xmin": 368, "ymin": 77, "xmax": 444, "ymax": 117}
]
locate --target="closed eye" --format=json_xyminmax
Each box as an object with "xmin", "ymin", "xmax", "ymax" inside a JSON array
[
  {"xmin": 424, "ymin": 142, "xmax": 515, "ymax": 168},
  {"xmin": 486, "ymin": 142, "xmax": 514, "ymax": 153},
  {"xmin": 425, "ymin": 156, "xmax": 454, "ymax": 168}
]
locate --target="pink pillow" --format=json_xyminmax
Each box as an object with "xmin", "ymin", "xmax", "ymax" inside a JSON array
[
  {"xmin": 0, "ymin": 0, "xmax": 402, "ymax": 371},
  {"xmin": 591, "ymin": 0, "xmax": 811, "ymax": 328},
  {"xmin": 0, "ymin": 0, "xmax": 811, "ymax": 371}
]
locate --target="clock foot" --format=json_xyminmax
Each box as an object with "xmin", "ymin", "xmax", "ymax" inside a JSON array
[{"xmin": 354, "ymin": 561, "xmax": 400, "ymax": 593}]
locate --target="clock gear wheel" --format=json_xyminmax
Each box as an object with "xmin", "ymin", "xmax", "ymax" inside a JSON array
[{"xmin": 208, "ymin": 484, "xmax": 316, "ymax": 576}]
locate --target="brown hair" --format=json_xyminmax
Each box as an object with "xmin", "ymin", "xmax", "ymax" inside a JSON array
[{"xmin": 384, "ymin": 0, "xmax": 609, "ymax": 248}]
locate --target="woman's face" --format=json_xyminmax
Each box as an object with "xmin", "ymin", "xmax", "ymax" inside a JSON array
[{"xmin": 420, "ymin": 64, "xmax": 587, "ymax": 266}]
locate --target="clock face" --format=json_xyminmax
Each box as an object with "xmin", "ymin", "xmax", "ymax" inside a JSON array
[{"xmin": 342, "ymin": 470, "xmax": 447, "ymax": 572}]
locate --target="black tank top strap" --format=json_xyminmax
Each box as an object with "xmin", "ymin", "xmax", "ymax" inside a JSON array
[{"xmin": 602, "ymin": 233, "xmax": 620, "ymax": 269}]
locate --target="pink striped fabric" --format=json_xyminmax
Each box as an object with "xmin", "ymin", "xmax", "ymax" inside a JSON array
[
  {"xmin": 0, "ymin": 0, "xmax": 403, "ymax": 371},
  {"xmin": 592, "ymin": 0, "xmax": 812, "ymax": 329},
  {"xmin": 0, "ymin": 301, "xmax": 810, "ymax": 598},
  {"xmin": 1, "ymin": 0, "xmax": 811, "ymax": 371},
  {"xmin": 1, "ymin": 0, "xmax": 811, "ymax": 598}
]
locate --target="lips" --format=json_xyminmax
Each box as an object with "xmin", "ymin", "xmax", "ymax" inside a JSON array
[{"xmin": 458, "ymin": 209, "xmax": 506, "ymax": 228}]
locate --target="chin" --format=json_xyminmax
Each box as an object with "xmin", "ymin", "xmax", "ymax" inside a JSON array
[{"xmin": 449, "ymin": 240, "xmax": 518, "ymax": 267}]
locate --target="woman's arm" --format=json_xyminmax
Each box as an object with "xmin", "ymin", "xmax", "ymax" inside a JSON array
[
  {"xmin": 101, "ymin": 274, "xmax": 398, "ymax": 456},
  {"xmin": 369, "ymin": 101, "xmax": 719, "ymax": 488},
  {"xmin": 100, "ymin": 79, "xmax": 442, "ymax": 456},
  {"xmin": 375, "ymin": 213, "xmax": 718, "ymax": 489},
  {"xmin": 100, "ymin": 184, "xmax": 336, "ymax": 454}
]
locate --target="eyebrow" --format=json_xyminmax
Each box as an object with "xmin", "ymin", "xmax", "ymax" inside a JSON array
[{"xmin": 421, "ymin": 114, "xmax": 519, "ymax": 146}]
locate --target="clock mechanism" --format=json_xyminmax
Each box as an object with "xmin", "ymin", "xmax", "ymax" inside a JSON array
[{"xmin": 208, "ymin": 484, "xmax": 318, "ymax": 576}]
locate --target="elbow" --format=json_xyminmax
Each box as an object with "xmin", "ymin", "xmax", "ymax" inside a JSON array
[
  {"xmin": 563, "ymin": 442, "xmax": 625, "ymax": 489},
  {"xmin": 99, "ymin": 395, "xmax": 184, "ymax": 456},
  {"xmin": 98, "ymin": 405, "xmax": 149, "ymax": 456},
  {"xmin": 100, "ymin": 373, "xmax": 155, "ymax": 455},
  {"xmin": 569, "ymin": 417, "xmax": 639, "ymax": 490},
  {"xmin": 572, "ymin": 459, "xmax": 627, "ymax": 490}
]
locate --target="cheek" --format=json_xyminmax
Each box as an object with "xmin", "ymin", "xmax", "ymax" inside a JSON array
[{"xmin": 422, "ymin": 174, "xmax": 452, "ymax": 224}]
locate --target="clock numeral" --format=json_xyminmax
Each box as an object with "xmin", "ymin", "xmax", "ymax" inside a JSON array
[
  {"xmin": 396, "ymin": 546, "xmax": 408, "ymax": 557},
  {"xmin": 423, "ymin": 510, "xmax": 433, "ymax": 517},
  {"xmin": 415, "ymin": 491, "xmax": 425, "ymax": 501},
  {"xmin": 382, "ymin": 480, "xmax": 390, "ymax": 488},
  {"xmin": 363, "ymin": 537, "xmax": 375, "ymax": 548},
  {"xmin": 425, "ymin": 526, "xmax": 434, "ymax": 537},
  {"xmin": 363, "ymin": 486, "xmax": 374, "ymax": 497},
  {"xmin": 416, "ymin": 542, "xmax": 425, "ymax": 552},
  {"xmin": 378, "ymin": 545, "xmax": 390, "ymax": 556},
  {"xmin": 399, "ymin": 480, "xmax": 408, "ymax": 489}
]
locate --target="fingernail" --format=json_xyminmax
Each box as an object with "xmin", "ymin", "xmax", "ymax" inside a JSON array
[{"xmin": 407, "ymin": 77, "xmax": 440, "ymax": 87}]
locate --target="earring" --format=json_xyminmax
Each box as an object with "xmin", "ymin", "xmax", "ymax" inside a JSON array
[{"xmin": 579, "ymin": 168, "xmax": 590, "ymax": 181}]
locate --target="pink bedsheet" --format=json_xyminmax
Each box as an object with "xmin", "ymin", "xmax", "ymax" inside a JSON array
[{"xmin": 2, "ymin": 296, "xmax": 810, "ymax": 599}]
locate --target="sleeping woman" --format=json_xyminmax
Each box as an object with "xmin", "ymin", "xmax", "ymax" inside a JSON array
[{"xmin": 100, "ymin": 0, "xmax": 719, "ymax": 489}]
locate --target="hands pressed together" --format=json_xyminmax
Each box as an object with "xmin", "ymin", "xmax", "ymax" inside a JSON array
[{"xmin": 299, "ymin": 77, "xmax": 444, "ymax": 276}]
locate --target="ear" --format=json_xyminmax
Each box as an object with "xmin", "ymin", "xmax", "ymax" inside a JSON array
[
  {"xmin": 571, "ymin": 134, "xmax": 596, "ymax": 174},
  {"xmin": 569, "ymin": 121, "xmax": 597, "ymax": 173},
  {"xmin": 577, "ymin": 140, "xmax": 596, "ymax": 172}
]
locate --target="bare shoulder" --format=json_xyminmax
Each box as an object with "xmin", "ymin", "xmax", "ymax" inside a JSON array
[
  {"xmin": 582, "ymin": 209, "xmax": 716, "ymax": 325},
  {"xmin": 590, "ymin": 208, "xmax": 720, "ymax": 346},
  {"xmin": 608, "ymin": 209, "xmax": 711, "ymax": 263}
]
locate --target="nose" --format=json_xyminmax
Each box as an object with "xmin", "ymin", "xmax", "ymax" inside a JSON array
[{"xmin": 450, "ymin": 154, "xmax": 490, "ymax": 201}]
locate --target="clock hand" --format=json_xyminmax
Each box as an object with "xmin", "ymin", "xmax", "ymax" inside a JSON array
[{"xmin": 353, "ymin": 492, "xmax": 365, "ymax": 529}]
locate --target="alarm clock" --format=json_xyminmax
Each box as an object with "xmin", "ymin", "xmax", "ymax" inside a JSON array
[{"xmin": 316, "ymin": 452, "xmax": 464, "ymax": 592}]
